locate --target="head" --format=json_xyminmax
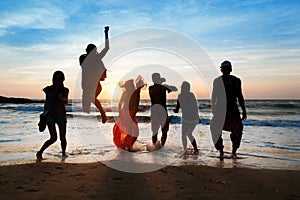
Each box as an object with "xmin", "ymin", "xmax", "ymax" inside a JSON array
[
  {"xmin": 152, "ymin": 73, "xmax": 166, "ymax": 84},
  {"xmin": 181, "ymin": 81, "xmax": 190, "ymax": 93},
  {"xmin": 135, "ymin": 75, "xmax": 146, "ymax": 89},
  {"xmin": 119, "ymin": 79, "xmax": 135, "ymax": 92},
  {"xmin": 86, "ymin": 44, "xmax": 97, "ymax": 54},
  {"xmin": 52, "ymin": 71, "xmax": 65, "ymax": 86},
  {"xmin": 220, "ymin": 60, "xmax": 232, "ymax": 76}
]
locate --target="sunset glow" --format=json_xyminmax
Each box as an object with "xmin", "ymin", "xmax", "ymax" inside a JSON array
[{"xmin": 0, "ymin": 1, "xmax": 299, "ymax": 99}]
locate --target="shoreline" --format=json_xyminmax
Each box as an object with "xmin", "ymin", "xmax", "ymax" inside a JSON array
[{"xmin": 0, "ymin": 162, "xmax": 299, "ymax": 200}]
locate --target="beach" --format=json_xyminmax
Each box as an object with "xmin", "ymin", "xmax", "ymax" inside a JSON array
[
  {"xmin": 1, "ymin": 162, "xmax": 300, "ymax": 200},
  {"xmin": 1, "ymin": 99, "xmax": 300, "ymax": 199}
]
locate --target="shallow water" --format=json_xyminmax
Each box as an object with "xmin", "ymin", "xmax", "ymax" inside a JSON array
[{"xmin": 0, "ymin": 100, "xmax": 299, "ymax": 172}]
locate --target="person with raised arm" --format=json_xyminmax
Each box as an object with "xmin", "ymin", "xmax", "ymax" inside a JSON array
[{"xmin": 79, "ymin": 26, "xmax": 110, "ymax": 123}]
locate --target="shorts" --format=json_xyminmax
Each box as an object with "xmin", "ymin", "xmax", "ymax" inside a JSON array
[{"xmin": 46, "ymin": 116, "xmax": 67, "ymax": 124}]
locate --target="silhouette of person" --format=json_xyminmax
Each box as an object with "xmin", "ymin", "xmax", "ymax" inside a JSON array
[
  {"xmin": 36, "ymin": 71, "xmax": 69, "ymax": 161},
  {"xmin": 79, "ymin": 26, "xmax": 109, "ymax": 123},
  {"xmin": 210, "ymin": 60, "xmax": 247, "ymax": 159},
  {"xmin": 174, "ymin": 81, "xmax": 199, "ymax": 154},
  {"xmin": 113, "ymin": 76, "xmax": 146, "ymax": 150},
  {"xmin": 149, "ymin": 73, "xmax": 177, "ymax": 146}
]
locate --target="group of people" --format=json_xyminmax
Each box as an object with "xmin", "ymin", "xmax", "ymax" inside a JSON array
[{"xmin": 36, "ymin": 26, "xmax": 247, "ymax": 161}]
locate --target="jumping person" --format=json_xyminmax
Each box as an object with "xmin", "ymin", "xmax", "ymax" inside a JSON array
[
  {"xmin": 79, "ymin": 26, "xmax": 109, "ymax": 123},
  {"xmin": 113, "ymin": 76, "xmax": 146, "ymax": 150}
]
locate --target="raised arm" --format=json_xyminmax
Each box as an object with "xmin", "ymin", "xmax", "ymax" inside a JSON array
[{"xmin": 98, "ymin": 26, "xmax": 110, "ymax": 59}]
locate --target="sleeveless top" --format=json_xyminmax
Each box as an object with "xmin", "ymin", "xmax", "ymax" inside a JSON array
[{"xmin": 43, "ymin": 85, "xmax": 69, "ymax": 118}]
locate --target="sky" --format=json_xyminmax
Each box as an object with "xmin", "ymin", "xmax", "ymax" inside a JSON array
[{"xmin": 0, "ymin": 0, "xmax": 299, "ymax": 99}]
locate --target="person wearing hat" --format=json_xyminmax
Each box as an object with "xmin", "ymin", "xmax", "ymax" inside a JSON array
[
  {"xmin": 210, "ymin": 60, "xmax": 247, "ymax": 159},
  {"xmin": 79, "ymin": 26, "xmax": 109, "ymax": 123},
  {"xmin": 149, "ymin": 73, "xmax": 177, "ymax": 146},
  {"xmin": 36, "ymin": 71, "xmax": 69, "ymax": 161}
]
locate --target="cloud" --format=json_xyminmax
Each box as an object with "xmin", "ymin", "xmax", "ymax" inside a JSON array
[
  {"xmin": 0, "ymin": 29, "xmax": 6, "ymax": 36},
  {"xmin": 0, "ymin": 7, "xmax": 67, "ymax": 30}
]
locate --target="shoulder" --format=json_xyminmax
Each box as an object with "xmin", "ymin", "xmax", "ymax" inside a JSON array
[
  {"xmin": 80, "ymin": 54, "xmax": 87, "ymax": 58},
  {"xmin": 79, "ymin": 54, "xmax": 87, "ymax": 65},
  {"xmin": 64, "ymin": 87, "xmax": 69, "ymax": 93},
  {"xmin": 213, "ymin": 76, "xmax": 222, "ymax": 84},
  {"xmin": 214, "ymin": 76, "xmax": 222, "ymax": 81},
  {"xmin": 43, "ymin": 85, "xmax": 53, "ymax": 93},
  {"xmin": 190, "ymin": 92, "xmax": 196, "ymax": 98},
  {"xmin": 178, "ymin": 93, "xmax": 183, "ymax": 99},
  {"xmin": 231, "ymin": 75, "xmax": 241, "ymax": 84}
]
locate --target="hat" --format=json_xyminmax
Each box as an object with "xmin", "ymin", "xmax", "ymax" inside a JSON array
[
  {"xmin": 220, "ymin": 60, "xmax": 232, "ymax": 68},
  {"xmin": 152, "ymin": 73, "xmax": 166, "ymax": 84}
]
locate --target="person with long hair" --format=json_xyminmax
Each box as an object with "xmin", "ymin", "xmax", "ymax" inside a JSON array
[
  {"xmin": 36, "ymin": 71, "xmax": 69, "ymax": 161},
  {"xmin": 113, "ymin": 76, "xmax": 146, "ymax": 150}
]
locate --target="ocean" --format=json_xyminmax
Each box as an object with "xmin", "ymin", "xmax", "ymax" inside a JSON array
[{"xmin": 0, "ymin": 99, "xmax": 299, "ymax": 172}]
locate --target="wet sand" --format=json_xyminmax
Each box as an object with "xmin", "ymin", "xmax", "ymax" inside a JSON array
[{"xmin": 0, "ymin": 162, "xmax": 299, "ymax": 200}]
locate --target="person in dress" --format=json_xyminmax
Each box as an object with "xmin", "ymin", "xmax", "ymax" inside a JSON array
[{"xmin": 113, "ymin": 76, "xmax": 146, "ymax": 150}]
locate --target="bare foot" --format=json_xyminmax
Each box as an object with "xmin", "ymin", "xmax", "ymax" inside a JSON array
[
  {"xmin": 62, "ymin": 153, "xmax": 69, "ymax": 158},
  {"xmin": 231, "ymin": 153, "xmax": 237, "ymax": 159},
  {"xmin": 36, "ymin": 152, "xmax": 43, "ymax": 162}
]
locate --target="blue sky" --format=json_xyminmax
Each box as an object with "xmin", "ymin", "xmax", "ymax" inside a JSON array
[{"xmin": 0, "ymin": 0, "xmax": 300, "ymax": 99}]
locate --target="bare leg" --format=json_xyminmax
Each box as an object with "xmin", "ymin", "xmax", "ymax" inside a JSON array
[
  {"xmin": 161, "ymin": 131, "xmax": 167, "ymax": 146},
  {"xmin": 181, "ymin": 124, "xmax": 188, "ymax": 150},
  {"xmin": 151, "ymin": 120, "xmax": 159, "ymax": 144},
  {"xmin": 94, "ymin": 83, "xmax": 107, "ymax": 123},
  {"xmin": 58, "ymin": 122, "xmax": 67, "ymax": 156},
  {"xmin": 161, "ymin": 118, "xmax": 169, "ymax": 146},
  {"xmin": 185, "ymin": 123, "xmax": 198, "ymax": 154},
  {"xmin": 152, "ymin": 134, "xmax": 158, "ymax": 144},
  {"xmin": 37, "ymin": 123, "xmax": 57, "ymax": 160}
]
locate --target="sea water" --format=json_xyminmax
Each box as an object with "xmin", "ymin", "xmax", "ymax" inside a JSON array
[{"xmin": 0, "ymin": 100, "xmax": 299, "ymax": 171}]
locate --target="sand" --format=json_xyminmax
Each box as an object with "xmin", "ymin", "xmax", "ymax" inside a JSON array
[{"xmin": 0, "ymin": 162, "xmax": 299, "ymax": 200}]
